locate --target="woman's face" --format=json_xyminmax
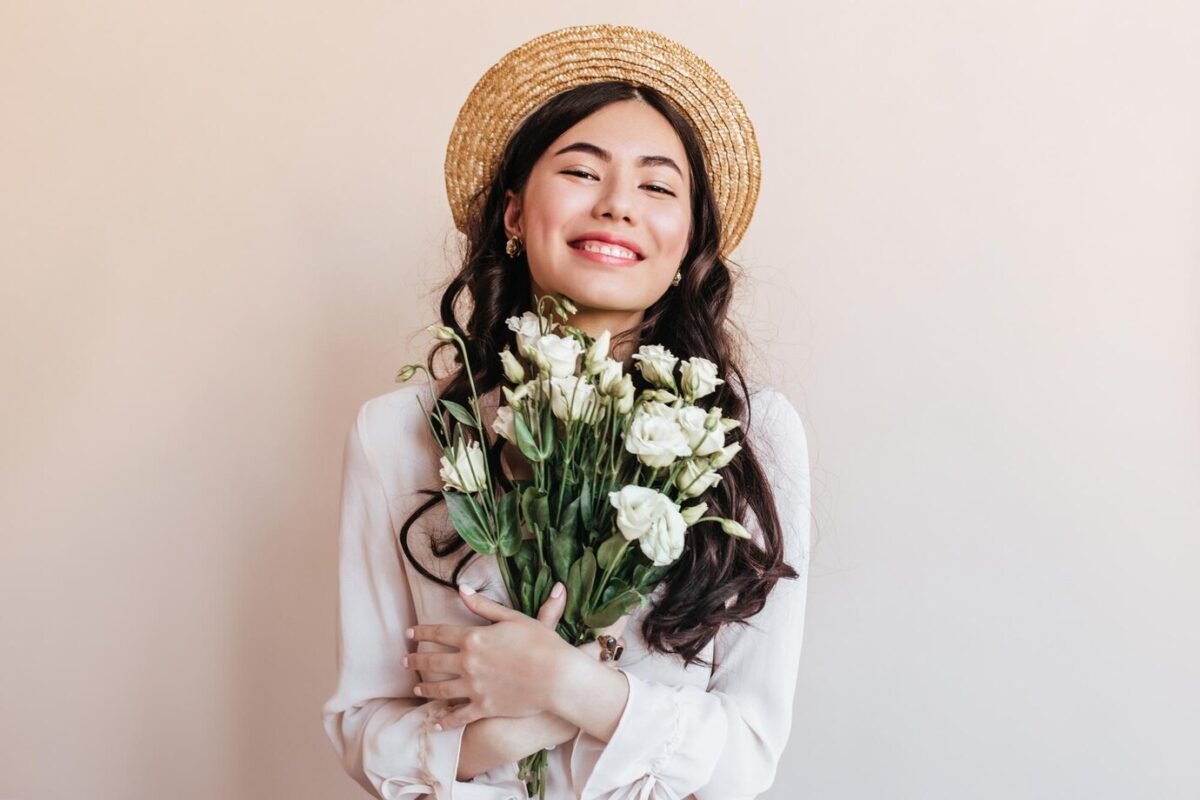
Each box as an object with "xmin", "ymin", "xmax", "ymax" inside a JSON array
[{"xmin": 504, "ymin": 100, "xmax": 692, "ymax": 332}]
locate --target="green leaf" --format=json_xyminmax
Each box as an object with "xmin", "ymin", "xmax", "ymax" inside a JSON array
[
  {"xmin": 580, "ymin": 547, "xmax": 597, "ymax": 596},
  {"xmin": 550, "ymin": 510, "xmax": 581, "ymax": 584},
  {"xmin": 496, "ymin": 490, "xmax": 521, "ymax": 557},
  {"xmin": 579, "ymin": 477, "xmax": 594, "ymax": 529},
  {"xmin": 521, "ymin": 486, "xmax": 550, "ymax": 531},
  {"xmin": 440, "ymin": 398, "xmax": 479, "ymax": 428},
  {"xmin": 596, "ymin": 533, "xmax": 627, "ymax": 572},
  {"xmin": 442, "ymin": 490, "xmax": 495, "ymax": 554},
  {"xmin": 533, "ymin": 562, "xmax": 552, "ymax": 611},
  {"xmin": 520, "ymin": 579, "xmax": 534, "ymax": 616},
  {"xmin": 632, "ymin": 563, "xmax": 673, "ymax": 590},
  {"xmin": 566, "ymin": 548, "xmax": 597, "ymax": 622},
  {"xmin": 514, "ymin": 539, "xmax": 537, "ymax": 577},
  {"xmin": 565, "ymin": 558, "xmax": 583, "ymax": 623},
  {"xmin": 513, "ymin": 408, "xmax": 544, "ymax": 463},
  {"xmin": 600, "ymin": 578, "xmax": 631, "ymax": 605},
  {"xmin": 583, "ymin": 588, "xmax": 641, "ymax": 630},
  {"xmin": 559, "ymin": 496, "xmax": 579, "ymax": 539},
  {"xmin": 539, "ymin": 400, "xmax": 556, "ymax": 458}
]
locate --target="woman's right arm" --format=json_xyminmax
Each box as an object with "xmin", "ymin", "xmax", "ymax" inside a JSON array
[{"xmin": 322, "ymin": 403, "xmax": 527, "ymax": 799}]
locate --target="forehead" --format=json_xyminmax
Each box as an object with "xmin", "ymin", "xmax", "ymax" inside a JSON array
[{"xmin": 545, "ymin": 101, "xmax": 689, "ymax": 173}]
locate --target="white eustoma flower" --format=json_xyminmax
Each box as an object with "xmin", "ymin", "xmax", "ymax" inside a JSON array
[
  {"xmin": 531, "ymin": 333, "xmax": 583, "ymax": 378},
  {"xmin": 583, "ymin": 330, "xmax": 611, "ymax": 376},
  {"xmin": 549, "ymin": 375, "xmax": 598, "ymax": 422},
  {"xmin": 675, "ymin": 405, "xmax": 725, "ymax": 456},
  {"xmin": 608, "ymin": 485, "xmax": 687, "ymax": 566},
  {"xmin": 632, "ymin": 344, "xmax": 678, "ymax": 390},
  {"xmin": 594, "ymin": 358, "xmax": 624, "ymax": 395},
  {"xmin": 674, "ymin": 458, "xmax": 723, "ymax": 499},
  {"xmin": 640, "ymin": 399, "xmax": 679, "ymax": 422},
  {"xmin": 439, "ymin": 439, "xmax": 488, "ymax": 494},
  {"xmin": 499, "ymin": 348, "xmax": 525, "ymax": 384},
  {"xmin": 679, "ymin": 356, "xmax": 723, "ymax": 402},
  {"xmin": 625, "ymin": 409, "xmax": 692, "ymax": 468},
  {"xmin": 505, "ymin": 312, "xmax": 542, "ymax": 359},
  {"xmin": 492, "ymin": 405, "xmax": 517, "ymax": 442}
]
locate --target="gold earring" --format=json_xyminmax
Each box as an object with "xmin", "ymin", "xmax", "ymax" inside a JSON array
[
  {"xmin": 671, "ymin": 270, "xmax": 682, "ymax": 287},
  {"xmin": 505, "ymin": 234, "xmax": 524, "ymax": 259}
]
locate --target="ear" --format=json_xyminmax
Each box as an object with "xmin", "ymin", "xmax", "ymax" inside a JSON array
[{"xmin": 503, "ymin": 189, "xmax": 523, "ymax": 238}]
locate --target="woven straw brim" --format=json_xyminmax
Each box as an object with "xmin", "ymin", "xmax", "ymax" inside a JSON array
[{"xmin": 444, "ymin": 24, "xmax": 761, "ymax": 259}]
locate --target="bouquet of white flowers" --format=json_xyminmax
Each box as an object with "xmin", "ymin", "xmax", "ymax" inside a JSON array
[{"xmin": 396, "ymin": 293, "xmax": 748, "ymax": 798}]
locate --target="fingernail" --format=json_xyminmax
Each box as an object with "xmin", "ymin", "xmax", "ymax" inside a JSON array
[
  {"xmin": 414, "ymin": 685, "xmax": 423, "ymax": 696},
  {"xmin": 458, "ymin": 583, "xmax": 476, "ymax": 596},
  {"xmin": 433, "ymin": 723, "xmax": 443, "ymax": 732},
  {"xmin": 403, "ymin": 656, "xmax": 409, "ymax": 667},
  {"xmin": 551, "ymin": 582, "xmax": 564, "ymax": 599},
  {"xmin": 405, "ymin": 627, "xmax": 414, "ymax": 639}
]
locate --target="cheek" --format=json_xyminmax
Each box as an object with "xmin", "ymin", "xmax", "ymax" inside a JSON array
[{"xmin": 650, "ymin": 206, "xmax": 692, "ymax": 259}]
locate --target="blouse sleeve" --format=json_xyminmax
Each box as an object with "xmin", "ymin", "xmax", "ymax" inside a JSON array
[
  {"xmin": 567, "ymin": 389, "xmax": 813, "ymax": 800},
  {"xmin": 321, "ymin": 402, "xmax": 529, "ymax": 800}
]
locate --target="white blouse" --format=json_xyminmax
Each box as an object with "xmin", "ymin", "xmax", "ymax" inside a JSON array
[{"xmin": 322, "ymin": 379, "xmax": 812, "ymax": 799}]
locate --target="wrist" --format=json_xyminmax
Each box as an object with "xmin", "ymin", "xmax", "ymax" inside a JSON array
[{"xmin": 548, "ymin": 644, "xmax": 629, "ymax": 742}]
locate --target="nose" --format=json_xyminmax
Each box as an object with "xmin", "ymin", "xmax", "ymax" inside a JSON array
[{"xmin": 593, "ymin": 176, "xmax": 636, "ymax": 224}]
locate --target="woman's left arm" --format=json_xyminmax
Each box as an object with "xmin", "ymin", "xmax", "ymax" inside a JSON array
[{"xmin": 562, "ymin": 389, "xmax": 813, "ymax": 800}]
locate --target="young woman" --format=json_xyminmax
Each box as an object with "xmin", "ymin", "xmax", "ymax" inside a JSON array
[{"xmin": 323, "ymin": 25, "xmax": 813, "ymax": 799}]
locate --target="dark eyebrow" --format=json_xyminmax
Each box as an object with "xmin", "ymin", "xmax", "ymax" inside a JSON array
[{"xmin": 553, "ymin": 141, "xmax": 684, "ymax": 180}]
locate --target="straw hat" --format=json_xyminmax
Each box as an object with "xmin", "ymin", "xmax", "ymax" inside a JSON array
[{"xmin": 444, "ymin": 24, "xmax": 761, "ymax": 259}]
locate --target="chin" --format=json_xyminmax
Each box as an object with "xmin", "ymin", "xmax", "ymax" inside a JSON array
[{"xmin": 550, "ymin": 281, "xmax": 639, "ymax": 312}]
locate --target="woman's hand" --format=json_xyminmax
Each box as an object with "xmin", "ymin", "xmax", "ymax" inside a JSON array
[
  {"xmin": 405, "ymin": 584, "xmax": 570, "ymax": 728},
  {"xmin": 405, "ymin": 581, "xmax": 631, "ymax": 732}
]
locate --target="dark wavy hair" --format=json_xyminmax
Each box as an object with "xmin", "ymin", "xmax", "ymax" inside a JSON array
[{"xmin": 399, "ymin": 80, "xmax": 798, "ymax": 667}]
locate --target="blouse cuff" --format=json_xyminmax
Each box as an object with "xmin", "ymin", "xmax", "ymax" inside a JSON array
[
  {"xmin": 366, "ymin": 701, "xmax": 527, "ymax": 799},
  {"xmin": 569, "ymin": 670, "xmax": 728, "ymax": 799}
]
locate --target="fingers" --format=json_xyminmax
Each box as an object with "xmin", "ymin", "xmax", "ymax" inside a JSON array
[
  {"xmin": 536, "ymin": 581, "xmax": 566, "ymax": 628},
  {"xmin": 435, "ymin": 701, "xmax": 485, "ymax": 731},
  {"xmin": 413, "ymin": 677, "xmax": 470, "ymax": 702},
  {"xmin": 404, "ymin": 651, "xmax": 460, "ymax": 674},
  {"xmin": 457, "ymin": 583, "xmax": 522, "ymax": 623},
  {"xmin": 407, "ymin": 623, "xmax": 468, "ymax": 648}
]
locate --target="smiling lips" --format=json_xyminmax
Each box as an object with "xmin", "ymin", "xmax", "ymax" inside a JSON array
[{"xmin": 568, "ymin": 235, "xmax": 644, "ymax": 264}]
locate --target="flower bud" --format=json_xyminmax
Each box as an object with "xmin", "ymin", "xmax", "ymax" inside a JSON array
[
  {"xmin": 395, "ymin": 364, "xmax": 419, "ymax": 383},
  {"xmin": 614, "ymin": 375, "xmax": 635, "ymax": 414},
  {"xmin": 708, "ymin": 442, "xmax": 742, "ymax": 469},
  {"xmin": 427, "ymin": 324, "xmax": 457, "ymax": 342},
  {"xmin": 595, "ymin": 358, "xmax": 623, "ymax": 395},
  {"xmin": 584, "ymin": 330, "xmax": 611, "ymax": 376},
  {"xmin": 502, "ymin": 383, "xmax": 529, "ymax": 410},
  {"xmin": 719, "ymin": 518, "xmax": 752, "ymax": 539},
  {"xmin": 680, "ymin": 502, "xmax": 708, "ymax": 526},
  {"xmin": 499, "ymin": 348, "xmax": 525, "ymax": 384}
]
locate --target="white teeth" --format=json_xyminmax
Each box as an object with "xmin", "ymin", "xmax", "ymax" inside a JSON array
[{"xmin": 577, "ymin": 241, "xmax": 638, "ymax": 259}]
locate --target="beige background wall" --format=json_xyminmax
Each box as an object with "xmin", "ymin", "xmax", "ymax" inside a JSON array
[{"xmin": 2, "ymin": 2, "xmax": 1196, "ymax": 798}]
